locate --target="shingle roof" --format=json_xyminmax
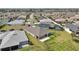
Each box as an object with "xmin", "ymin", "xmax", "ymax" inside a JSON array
[
  {"xmin": 66, "ymin": 23, "xmax": 79, "ymax": 32},
  {"xmin": 55, "ymin": 18, "xmax": 66, "ymax": 22},
  {"xmin": 0, "ymin": 30, "xmax": 28, "ymax": 49},
  {"xmin": 26, "ymin": 26, "xmax": 49, "ymax": 38},
  {"xmin": 7, "ymin": 20, "xmax": 25, "ymax": 25},
  {"xmin": 40, "ymin": 19, "xmax": 53, "ymax": 23}
]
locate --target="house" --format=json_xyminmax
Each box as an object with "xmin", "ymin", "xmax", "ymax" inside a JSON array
[
  {"xmin": 39, "ymin": 18, "xmax": 53, "ymax": 23},
  {"xmin": 36, "ymin": 19, "xmax": 63, "ymax": 30},
  {"xmin": 55, "ymin": 18, "xmax": 66, "ymax": 23},
  {"xmin": 69, "ymin": 15, "xmax": 79, "ymax": 21},
  {"xmin": 66, "ymin": 23, "xmax": 79, "ymax": 36},
  {"xmin": 74, "ymin": 30, "xmax": 79, "ymax": 37},
  {"xmin": 35, "ymin": 18, "xmax": 63, "ymax": 30},
  {"xmin": 17, "ymin": 15, "xmax": 26, "ymax": 20},
  {"xmin": 26, "ymin": 26, "xmax": 50, "ymax": 39},
  {"xmin": 66, "ymin": 23, "xmax": 79, "ymax": 32},
  {"xmin": 37, "ymin": 18, "xmax": 55, "ymax": 29},
  {"xmin": 7, "ymin": 19, "xmax": 25, "ymax": 25},
  {"xmin": 0, "ymin": 30, "xmax": 28, "ymax": 51}
]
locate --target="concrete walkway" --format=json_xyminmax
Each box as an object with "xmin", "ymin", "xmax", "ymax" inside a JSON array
[
  {"xmin": 63, "ymin": 27, "xmax": 72, "ymax": 34},
  {"xmin": 22, "ymin": 44, "xmax": 29, "ymax": 47},
  {"xmin": 40, "ymin": 37, "xmax": 50, "ymax": 42}
]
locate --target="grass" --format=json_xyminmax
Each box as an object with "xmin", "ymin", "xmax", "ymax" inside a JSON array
[
  {"xmin": 0, "ymin": 25, "xmax": 25, "ymax": 30},
  {"xmin": 44, "ymin": 30, "xmax": 79, "ymax": 51},
  {"xmin": 18, "ymin": 31, "xmax": 48, "ymax": 51},
  {"xmin": 19, "ymin": 29, "xmax": 79, "ymax": 51}
]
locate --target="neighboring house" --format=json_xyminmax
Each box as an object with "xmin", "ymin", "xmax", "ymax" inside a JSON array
[
  {"xmin": 55, "ymin": 18, "xmax": 66, "ymax": 23},
  {"xmin": 37, "ymin": 19, "xmax": 63, "ymax": 30},
  {"xmin": 66, "ymin": 23, "xmax": 79, "ymax": 32},
  {"xmin": 7, "ymin": 19, "xmax": 25, "ymax": 25},
  {"xmin": 66, "ymin": 23, "xmax": 79, "ymax": 36},
  {"xmin": 26, "ymin": 26, "xmax": 50, "ymax": 39},
  {"xmin": 0, "ymin": 30, "xmax": 28, "ymax": 51},
  {"xmin": 35, "ymin": 18, "xmax": 63, "ymax": 30},
  {"xmin": 17, "ymin": 15, "xmax": 26, "ymax": 20},
  {"xmin": 39, "ymin": 18, "xmax": 53, "ymax": 23},
  {"xmin": 38, "ymin": 18, "xmax": 55, "ymax": 29},
  {"xmin": 69, "ymin": 15, "xmax": 79, "ymax": 21},
  {"xmin": 74, "ymin": 30, "xmax": 79, "ymax": 37}
]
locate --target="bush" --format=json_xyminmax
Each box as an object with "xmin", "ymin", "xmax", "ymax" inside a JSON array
[
  {"xmin": 0, "ymin": 25, "xmax": 5, "ymax": 29},
  {"xmin": 1, "ymin": 30, "xmax": 6, "ymax": 32}
]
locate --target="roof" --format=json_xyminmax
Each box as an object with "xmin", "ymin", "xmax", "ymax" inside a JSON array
[
  {"xmin": 74, "ymin": 21, "xmax": 79, "ymax": 25},
  {"xmin": 66, "ymin": 23, "xmax": 79, "ymax": 32},
  {"xmin": 0, "ymin": 20, "xmax": 9, "ymax": 25},
  {"xmin": 69, "ymin": 15, "xmax": 79, "ymax": 20},
  {"xmin": 0, "ymin": 30, "xmax": 28, "ymax": 49},
  {"xmin": 38, "ymin": 23, "xmax": 55, "ymax": 28},
  {"xmin": 7, "ymin": 20, "xmax": 25, "ymax": 25},
  {"xmin": 55, "ymin": 18, "xmax": 66, "ymax": 22},
  {"xmin": 40, "ymin": 19, "xmax": 53, "ymax": 23},
  {"xmin": 18, "ymin": 15, "xmax": 26, "ymax": 19},
  {"xmin": 26, "ymin": 26, "xmax": 49, "ymax": 38}
]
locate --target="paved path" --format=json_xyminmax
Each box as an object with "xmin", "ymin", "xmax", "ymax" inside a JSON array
[
  {"xmin": 40, "ymin": 37, "xmax": 50, "ymax": 42},
  {"xmin": 63, "ymin": 27, "xmax": 72, "ymax": 34}
]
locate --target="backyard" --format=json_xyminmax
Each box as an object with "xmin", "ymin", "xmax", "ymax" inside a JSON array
[
  {"xmin": 18, "ymin": 29, "xmax": 79, "ymax": 51},
  {"xmin": 18, "ymin": 31, "xmax": 48, "ymax": 51},
  {"xmin": 44, "ymin": 30, "xmax": 76, "ymax": 51}
]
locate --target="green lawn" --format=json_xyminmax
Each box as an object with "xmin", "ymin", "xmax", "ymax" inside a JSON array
[
  {"xmin": 44, "ymin": 30, "xmax": 79, "ymax": 51},
  {"xmin": 0, "ymin": 25, "xmax": 25, "ymax": 30},
  {"xmin": 19, "ymin": 30, "xmax": 79, "ymax": 51},
  {"xmin": 18, "ymin": 32, "xmax": 48, "ymax": 51}
]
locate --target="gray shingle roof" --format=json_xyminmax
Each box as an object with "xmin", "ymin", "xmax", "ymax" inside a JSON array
[
  {"xmin": 26, "ymin": 26, "xmax": 49, "ymax": 38},
  {"xmin": 7, "ymin": 20, "xmax": 25, "ymax": 25},
  {"xmin": 66, "ymin": 23, "xmax": 79, "ymax": 32},
  {"xmin": 0, "ymin": 30, "xmax": 28, "ymax": 49},
  {"xmin": 40, "ymin": 19, "xmax": 53, "ymax": 23}
]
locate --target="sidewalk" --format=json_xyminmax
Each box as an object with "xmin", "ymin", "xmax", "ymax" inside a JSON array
[
  {"xmin": 63, "ymin": 27, "xmax": 72, "ymax": 34},
  {"xmin": 40, "ymin": 37, "xmax": 50, "ymax": 42}
]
